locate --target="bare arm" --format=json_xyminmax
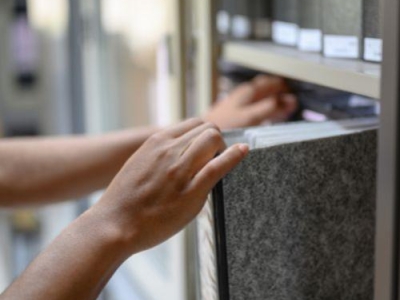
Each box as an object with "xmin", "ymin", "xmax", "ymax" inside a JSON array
[
  {"xmin": 1, "ymin": 119, "xmax": 248, "ymax": 300},
  {"xmin": 0, "ymin": 74, "xmax": 295, "ymax": 298},
  {"xmin": 0, "ymin": 127, "xmax": 158, "ymax": 207},
  {"xmin": 0, "ymin": 74, "xmax": 296, "ymax": 208}
]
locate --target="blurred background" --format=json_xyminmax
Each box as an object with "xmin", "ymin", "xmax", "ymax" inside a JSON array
[{"xmin": 0, "ymin": 0, "xmax": 194, "ymax": 299}]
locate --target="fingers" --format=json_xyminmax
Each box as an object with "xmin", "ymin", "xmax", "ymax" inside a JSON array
[
  {"xmin": 180, "ymin": 127, "xmax": 227, "ymax": 177},
  {"xmin": 280, "ymin": 94, "xmax": 298, "ymax": 114},
  {"xmin": 251, "ymin": 75, "xmax": 288, "ymax": 103},
  {"xmin": 244, "ymin": 96, "xmax": 279, "ymax": 125},
  {"xmin": 243, "ymin": 94, "xmax": 298, "ymax": 125},
  {"xmin": 163, "ymin": 118, "xmax": 204, "ymax": 138},
  {"xmin": 268, "ymin": 94, "xmax": 299, "ymax": 122},
  {"xmin": 229, "ymin": 83, "xmax": 255, "ymax": 105},
  {"xmin": 178, "ymin": 122, "xmax": 221, "ymax": 146},
  {"xmin": 230, "ymin": 75, "xmax": 288, "ymax": 106},
  {"xmin": 190, "ymin": 144, "xmax": 249, "ymax": 192}
]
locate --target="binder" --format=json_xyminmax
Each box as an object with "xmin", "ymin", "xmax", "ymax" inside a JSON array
[
  {"xmin": 363, "ymin": 0, "xmax": 382, "ymax": 62},
  {"xmin": 231, "ymin": 0, "xmax": 252, "ymax": 39},
  {"xmin": 198, "ymin": 118, "xmax": 378, "ymax": 300},
  {"xmin": 217, "ymin": 0, "xmax": 233, "ymax": 38},
  {"xmin": 322, "ymin": 0, "xmax": 363, "ymax": 58},
  {"xmin": 298, "ymin": 0, "xmax": 322, "ymax": 52},
  {"xmin": 252, "ymin": 0, "xmax": 273, "ymax": 40},
  {"xmin": 272, "ymin": 0, "xmax": 299, "ymax": 46}
]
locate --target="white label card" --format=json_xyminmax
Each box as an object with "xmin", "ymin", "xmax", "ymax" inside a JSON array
[
  {"xmin": 231, "ymin": 15, "xmax": 251, "ymax": 39},
  {"xmin": 364, "ymin": 38, "xmax": 382, "ymax": 62},
  {"xmin": 323, "ymin": 35, "xmax": 359, "ymax": 58},
  {"xmin": 298, "ymin": 29, "xmax": 322, "ymax": 52},
  {"xmin": 217, "ymin": 11, "xmax": 230, "ymax": 35},
  {"xmin": 272, "ymin": 21, "xmax": 298, "ymax": 46}
]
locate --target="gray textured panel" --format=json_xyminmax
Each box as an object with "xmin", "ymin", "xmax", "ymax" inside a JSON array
[
  {"xmin": 221, "ymin": 130, "xmax": 376, "ymax": 300},
  {"xmin": 322, "ymin": 0, "xmax": 362, "ymax": 36},
  {"xmin": 273, "ymin": 0, "xmax": 298, "ymax": 23},
  {"xmin": 299, "ymin": 0, "xmax": 321, "ymax": 29},
  {"xmin": 363, "ymin": 0, "xmax": 381, "ymax": 38}
]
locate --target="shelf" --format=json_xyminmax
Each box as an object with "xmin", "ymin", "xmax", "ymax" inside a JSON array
[{"xmin": 222, "ymin": 41, "xmax": 381, "ymax": 99}]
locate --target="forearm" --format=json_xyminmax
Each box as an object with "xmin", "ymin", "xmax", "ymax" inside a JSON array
[
  {"xmin": 1, "ymin": 206, "xmax": 131, "ymax": 300},
  {"xmin": 0, "ymin": 119, "xmax": 248, "ymax": 300},
  {"xmin": 0, "ymin": 127, "xmax": 158, "ymax": 207}
]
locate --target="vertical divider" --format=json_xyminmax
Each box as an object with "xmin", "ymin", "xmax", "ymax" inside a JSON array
[
  {"xmin": 194, "ymin": 0, "xmax": 218, "ymax": 115},
  {"xmin": 176, "ymin": 0, "xmax": 188, "ymax": 120},
  {"xmin": 166, "ymin": 0, "xmax": 187, "ymax": 122},
  {"xmin": 374, "ymin": 0, "xmax": 400, "ymax": 299}
]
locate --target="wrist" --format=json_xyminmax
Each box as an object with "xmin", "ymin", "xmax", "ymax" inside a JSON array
[{"xmin": 75, "ymin": 204, "xmax": 139, "ymax": 261}]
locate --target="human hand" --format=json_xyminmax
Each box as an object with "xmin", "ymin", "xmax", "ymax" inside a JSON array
[
  {"xmin": 93, "ymin": 118, "xmax": 248, "ymax": 255},
  {"xmin": 204, "ymin": 75, "xmax": 298, "ymax": 130}
]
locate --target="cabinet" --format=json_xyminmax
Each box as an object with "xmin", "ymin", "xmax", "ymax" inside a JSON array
[{"xmin": 189, "ymin": 0, "xmax": 400, "ymax": 299}]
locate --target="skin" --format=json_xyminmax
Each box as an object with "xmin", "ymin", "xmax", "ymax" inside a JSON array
[
  {"xmin": 0, "ymin": 128, "xmax": 158, "ymax": 207},
  {"xmin": 0, "ymin": 75, "xmax": 296, "ymax": 207},
  {"xmin": 1, "ymin": 119, "xmax": 249, "ymax": 300},
  {"xmin": 0, "ymin": 75, "xmax": 297, "ymax": 299},
  {"xmin": 205, "ymin": 75, "xmax": 298, "ymax": 129}
]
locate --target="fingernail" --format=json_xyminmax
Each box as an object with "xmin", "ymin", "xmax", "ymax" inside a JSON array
[{"xmin": 238, "ymin": 144, "xmax": 250, "ymax": 155}]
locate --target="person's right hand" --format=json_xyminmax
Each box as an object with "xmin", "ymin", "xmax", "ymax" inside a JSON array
[
  {"xmin": 92, "ymin": 118, "xmax": 249, "ymax": 256},
  {"xmin": 205, "ymin": 75, "xmax": 298, "ymax": 130}
]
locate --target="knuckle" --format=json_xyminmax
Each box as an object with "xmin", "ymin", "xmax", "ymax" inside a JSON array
[
  {"xmin": 166, "ymin": 163, "xmax": 182, "ymax": 180},
  {"xmin": 205, "ymin": 122, "xmax": 220, "ymax": 132},
  {"xmin": 157, "ymin": 143, "xmax": 176, "ymax": 161},
  {"xmin": 155, "ymin": 147, "xmax": 168, "ymax": 160},
  {"xmin": 166, "ymin": 162, "xmax": 188, "ymax": 191},
  {"xmin": 205, "ymin": 163, "xmax": 218, "ymax": 178},
  {"xmin": 190, "ymin": 117, "xmax": 204, "ymax": 125},
  {"xmin": 185, "ymin": 118, "xmax": 204, "ymax": 129},
  {"xmin": 206, "ymin": 128, "xmax": 222, "ymax": 142},
  {"xmin": 149, "ymin": 133, "xmax": 165, "ymax": 144}
]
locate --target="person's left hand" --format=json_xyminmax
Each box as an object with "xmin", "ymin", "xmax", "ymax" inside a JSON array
[{"xmin": 204, "ymin": 75, "xmax": 298, "ymax": 130}]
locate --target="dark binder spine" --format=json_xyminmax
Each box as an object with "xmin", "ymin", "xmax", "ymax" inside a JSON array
[{"xmin": 212, "ymin": 181, "xmax": 230, "ymax": 300}]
